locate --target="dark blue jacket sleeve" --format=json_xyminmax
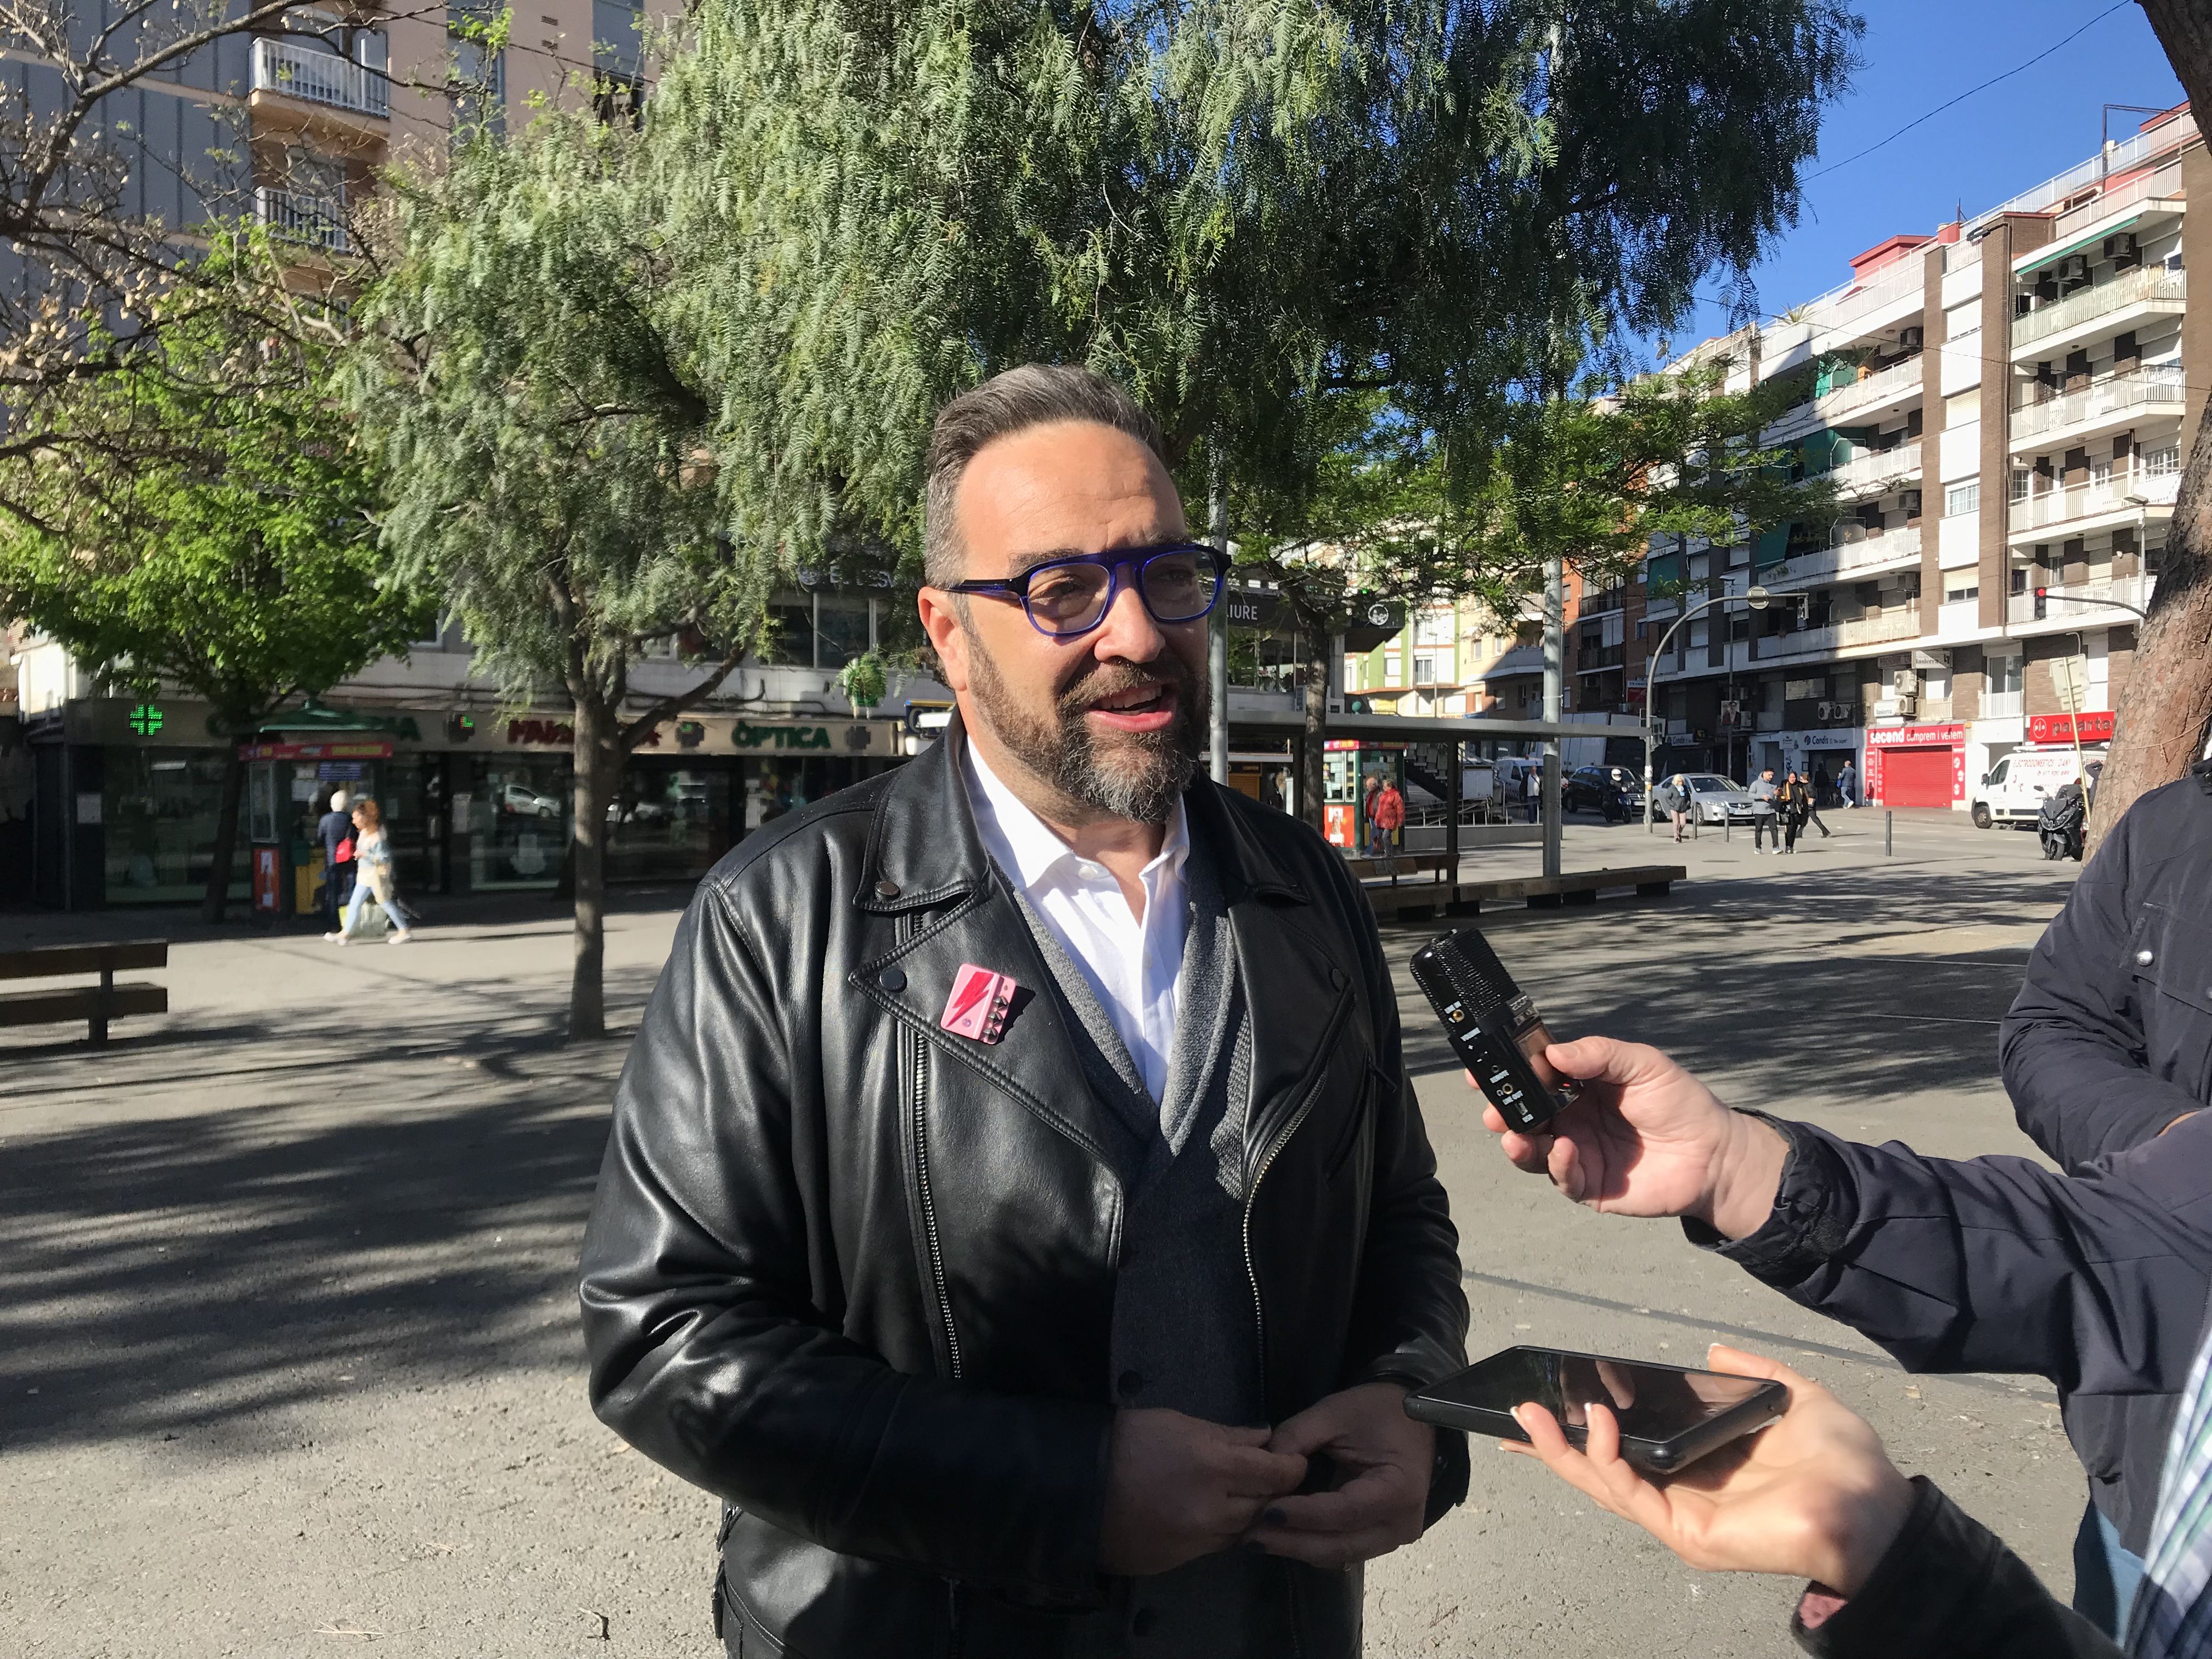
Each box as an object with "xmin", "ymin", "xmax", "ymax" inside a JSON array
[
  {"xmin": 1704, "ymin": 1114, "xmax": 2212, "ymax": 1397},
  {"xmin": 2001, "ymin": 785, "xmax": 2211, "ymax": 1171}
]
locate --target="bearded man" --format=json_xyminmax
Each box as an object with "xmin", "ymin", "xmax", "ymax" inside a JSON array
[{"xmin": 579, "ymin": 364, "xmax": 1470, "ymax": 1659}]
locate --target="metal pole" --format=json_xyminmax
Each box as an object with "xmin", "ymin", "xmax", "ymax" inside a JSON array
[
  {"xmin": 1641, "ymin": 592, "xmax": 1730, "ymax": 833},
  {"xmin": 1542, "ymin": 552, "xmax": 1564, "ymax": 878},
  {"xmin": 1444, "ymin": 738, "xmax": 1463, "ymax": 887},
  {"xmin": 1207, "ymin": 450, "xmax": 1229, "ymax": 786},
  {"xmin": 1885, "ymin": 810, "xmax": 1893, "ymax": 857}
]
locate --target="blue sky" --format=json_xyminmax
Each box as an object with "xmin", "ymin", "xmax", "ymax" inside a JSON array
[{"xmin": 1675, "ymin": 0, "xmax": 2185, "ymax": 345}]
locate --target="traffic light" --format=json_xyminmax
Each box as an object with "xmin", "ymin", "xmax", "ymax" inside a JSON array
[{"xmin": 2035, "ymin": 587, "xmax": 2049, "ymax": 600}]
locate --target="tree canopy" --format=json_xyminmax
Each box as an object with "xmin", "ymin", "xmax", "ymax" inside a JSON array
[{"xmin": 0, "ymin": 250, "xmax": 424, "ymax": 917}]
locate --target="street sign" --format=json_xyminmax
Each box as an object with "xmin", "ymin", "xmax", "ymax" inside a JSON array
[{"xmin": 2050, "ymin": 657, "xmax": 2089, "ymax": 714}]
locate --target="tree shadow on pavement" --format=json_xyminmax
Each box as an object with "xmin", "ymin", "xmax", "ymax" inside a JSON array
[{"xmin": 0, "ymin": 970, "xmax": 669, "ymax": 1459}]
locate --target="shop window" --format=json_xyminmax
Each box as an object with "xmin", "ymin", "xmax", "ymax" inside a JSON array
[
  {"xmin": 607, "ymin": 764, "xmax": 732, "ymax": 882},
  {"xmin": 104, "ymin": 750, "xmax": 249, "ymax": 904},
  {"xmin": 470, "ymin": 757, "xmax": 571, "ymax": 888}
]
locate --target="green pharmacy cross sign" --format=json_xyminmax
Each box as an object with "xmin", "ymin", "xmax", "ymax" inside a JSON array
[{"xmin": 128, "ymin": 703, "xmax": 165, "ymax": 736}]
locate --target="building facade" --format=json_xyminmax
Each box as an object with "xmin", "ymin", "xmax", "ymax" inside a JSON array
[{"xmin": 1641, "ymin": 103, "xmax": 2202, "ymax": 807}]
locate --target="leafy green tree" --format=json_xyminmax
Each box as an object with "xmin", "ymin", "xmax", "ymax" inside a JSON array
[
  {"xmin": 646, "ymin": 0, "xmax": 1857, "ymax": 584},
  {"xmin": 348, "ymin": 109, "xmax": 769, "ymax": 1041},
  {"xmin": 1223, "ymin": 358, "xmax": 1837, "ymax": 824},
  {"xmin": 0, "ymin": 263, "xmax": 423, "ymax": 922}
]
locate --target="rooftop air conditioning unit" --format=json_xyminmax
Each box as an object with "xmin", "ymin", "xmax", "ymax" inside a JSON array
[{"xmin": 1899, "ymin": 325, "xmax": 1924, "ymax": 350}]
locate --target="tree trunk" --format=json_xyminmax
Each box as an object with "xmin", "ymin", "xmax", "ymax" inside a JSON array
[
  {"xmin": 2088, "ymin": 379, "xmax": 2212, "ymax": 850},
  {"xmin": 1300, "ymin": 625, "xmax": 1330, "ymax": 836},
  {"xmin": 2092, "ymin": 2, "xmax": 2212, "ymax": 850},
  {"xmin": 568, "ymin": 692, "xmax": 619, "ymax": 1042},
  {"xmin": 200, "ymin": 741, "xmax": 246, "ymax": 924}
]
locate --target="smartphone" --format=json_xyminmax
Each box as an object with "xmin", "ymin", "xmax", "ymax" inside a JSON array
[{"xmin": 1404, "ymin": 1345, "xmax": 1788, "ymax": 1473}]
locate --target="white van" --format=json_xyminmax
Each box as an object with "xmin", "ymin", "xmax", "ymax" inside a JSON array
[{"xmin": 1972, "ymin": 747, "xmax": 2105, "ymax": 829}]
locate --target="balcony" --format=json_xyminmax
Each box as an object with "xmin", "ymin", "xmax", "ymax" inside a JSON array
[
  {"xmin": 1815, "ymin": 354, "xmax": 1923, "ymax": 426},
  {"xmin": 1752, "ymin": 604, "xmax": 1922, "ymax": 662},
  {"xmin": 2011, "ymin": 363, "xmax": 2188, "ymax": 447},
  {"xmin": 1763, "ymin": 525, "xmax": 1922, "ymax": 591},
  {"xmin": 1822, "ymin": 441, "xmax": 1921, "ymax": 500},
  {"xmin": 2007, "ymin": 573, "xmax": 2156, "ymax": 630},
  {"xmin": 252, "ymin": 38, "xmax": 390, "ymax": 120},
  {"xmin": 255, "ymin": 187, "xmax": 348, "ymax": 254},
  {"xmin": 2008, "ymin": 464, "xmax": 2181, "ymax": 537},
  {"xmin": 1979, "ymin": 689, "xmax": 2023, "ymax": 719},
  {"xmin": 2011, "ymin": 266, "xmax": 2187, "ymax": 355}
]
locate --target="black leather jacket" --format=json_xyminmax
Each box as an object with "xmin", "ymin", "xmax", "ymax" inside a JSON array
[{"xmin": 578, "ymin": 729, "xmax": 1471, "ymax": 1657}]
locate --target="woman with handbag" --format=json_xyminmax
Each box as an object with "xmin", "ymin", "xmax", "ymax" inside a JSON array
[{"xmin": 325, "ymin": 798, "xmax": 417, "ymax": 945}]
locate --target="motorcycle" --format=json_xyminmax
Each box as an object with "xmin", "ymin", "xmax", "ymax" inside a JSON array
[{"xmin": 2039, "ymin": 782, "xmax": 2086, "ymax": 862}]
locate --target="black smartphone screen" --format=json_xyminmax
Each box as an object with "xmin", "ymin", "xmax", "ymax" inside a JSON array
[{"xmin": 1421, "ymin": 1346, "xmax": 1774, "ymax": 1442}]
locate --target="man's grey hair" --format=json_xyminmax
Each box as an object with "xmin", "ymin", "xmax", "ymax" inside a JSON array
[{"xmin": 922, "ymin": 364, "xmax": 1169, "ymax": 590}]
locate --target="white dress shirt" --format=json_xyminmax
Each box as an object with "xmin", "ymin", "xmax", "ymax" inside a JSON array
[{"xmin": 964, "ymin": 744, "xmax": 1189, "ymax": 1100}]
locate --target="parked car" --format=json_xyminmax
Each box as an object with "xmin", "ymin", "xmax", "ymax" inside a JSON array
[
  {"xmin": 500, "ymin": 782, "xmax": 562, "ymax": 819},
  {"xmin": 1564, "ymin": 765, "xmax": 1647, "ymax": 822},
  {"xmin": 1972, "ymin": 749, "xmax": 2104, "ymax": 830},
  {"xmin": 1679, "ymin": 774, "xmax": 1757, "ymax": 825}
]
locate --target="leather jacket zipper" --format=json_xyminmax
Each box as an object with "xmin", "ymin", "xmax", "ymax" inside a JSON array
[
  {"xmin": 907, "ymin": 1020, "xmax": 963, "ymax": 1380},
  {"xmin": 1240, "ymin": 994, "xmax": 1354, "ymax": 1384}
]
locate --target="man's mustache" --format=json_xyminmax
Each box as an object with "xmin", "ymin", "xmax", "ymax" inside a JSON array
[{"xmin": 1057, "ymin": 657, "xmax": 1198, "ymax": 715}]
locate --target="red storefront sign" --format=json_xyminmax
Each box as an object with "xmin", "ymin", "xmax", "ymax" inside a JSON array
[
  {"xmin": 2028, "ymin": 711, "xmax": 2115, "ymax": 744},
  {"xmin": 236, "ymin": 738, "xmax": 395, "ymax": 761},
  {"xmin": 1864, "ymin": 723, "xmax": 1965, "ymax": 748}
]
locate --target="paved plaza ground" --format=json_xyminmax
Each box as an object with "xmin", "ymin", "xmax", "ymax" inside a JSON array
[{"xmin": 3, "ymin": 805, "xmax": 2090, "ymax": 1656}]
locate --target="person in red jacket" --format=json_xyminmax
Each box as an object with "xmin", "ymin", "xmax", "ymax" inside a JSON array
[{"xmin": 1369, "ymin": 776, "xmax": 1406, "ymax": 872}]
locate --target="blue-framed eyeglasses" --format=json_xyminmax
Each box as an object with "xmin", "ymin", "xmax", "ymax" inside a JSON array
[{"xmin": 943, "ymin": 542, "xmax": 1227, "ymax": 640}]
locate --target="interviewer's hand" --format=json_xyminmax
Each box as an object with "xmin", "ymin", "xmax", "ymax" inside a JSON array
[
  {"xmin": 1244, "ymin": 1383, "xmax": 1435, "ymax": 1567},
  {"xmin": 1479, "ymin": 1036, "xmax": 1788, "ymax": 1239},
  {"xmin": 1505, "ymin": 1344, "xmax": 1914, "ymax": 1597},
  {"xmin": 1098, "ymin": 1409, "xmax": 1308, "ymax": 1576}
]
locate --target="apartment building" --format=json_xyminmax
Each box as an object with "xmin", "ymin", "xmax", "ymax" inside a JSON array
[{"xmin": 1641, "ymin": 101, "xmax": 2204, "ymax": 808}]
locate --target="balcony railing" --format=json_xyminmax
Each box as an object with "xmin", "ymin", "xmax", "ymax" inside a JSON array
[
  {"xmin": 1816, "ymin": 354, "xmax": 1922, "ymax": 424},
  {"xmin": 252, "ymin": 38, "xmax": 390, "ymax": 119},
  {"xmin": 1822, "ymin": 441, "xmax": 1921, "ymax": 498},
  {"xmin": 2012, "ymin": 363, "xmax": 2188, "ymax": 443},
  {"xmin": 2049, "ymin": 161, "xmax": 2188, "ymax": 241},
  {"xmin": 1980, "ymin": 689, "xmax": 2023, "ymax": 719},
  {"xmin": 1766, "ymin": 525, "xmax": 1921, "ymax": 588},
  {"xmin": 2007, "ymin": 573, "xmax": 2156, "ymax": 627},
  {"xmin": 1752, "ymin": 605, "xmax": 1922, "ymax": 661},
  {"xmin": 2012, "ymin": 267, "xmax": 2187, "ymax": 351},
  {"xmin": 254, "ymin": 187, "xmax": 348, "ymax": 253},
  {"xmin": 2008, "ymin": 466, "xmax": 2181, "ymax": 534}
]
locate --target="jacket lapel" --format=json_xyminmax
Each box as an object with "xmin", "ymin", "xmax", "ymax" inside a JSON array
[{"xmin": 850, "ymin": 718, "xmax": 1136, "ymax": 1167}]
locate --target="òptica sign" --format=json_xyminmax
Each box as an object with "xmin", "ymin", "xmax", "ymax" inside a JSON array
[{"xmin": 733, "ymin": 720, "xmax": 836, "ymax": 751}]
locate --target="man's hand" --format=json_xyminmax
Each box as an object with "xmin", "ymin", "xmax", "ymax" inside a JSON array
[
  {"xmin": 1506, "ymin": 1344, "xmax": 1914, "ymax": 1597},
  {"xmin": 1481, "ymin": 1036, "xmax": 1789, "ymax": 1239},
  {"xmin": 1244, "ymin": 1383, "xmax": 1435, "ymax": 1567},
  {"xmin": 1097, "ymin": 1409, "xmax": 1308, "ymax": 1577}
]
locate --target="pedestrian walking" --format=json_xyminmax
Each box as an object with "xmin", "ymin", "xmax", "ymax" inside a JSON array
[
  {"xmin": 1780, "ymin": 769, "xmax": 1812, "ymax": 853},
  {"xmin": 1813, "ymin": 761, "xmax": 1833, "ymax": 808},
  {"xmin": 315, "ymin": 786, "xmax": 355, "ymax": 928},
  {"xmin": 1370, "ymin": 775, "xmax": 1406, "ymax": 872},
  {"xmin": 1522, "ymin": 762, "xmax": 1542, "ymax": 825},
  {"xmin": 1749, "ymin": 768, "xmax": 1782, "ymax": 853},
  {"xmin": 1838, "ymin": 758, "xmax": 1859, "ymax": 808},
  {"xmin": 326, "ymin": 798, "xmax": 416, "ymax": 945},
  {"xmin": 1360, "ymin": 771, "xmax": 1382, "ymax": 852},
  {"xmin": 1800, "ymin": 769, "xmax": 1833, "ymax": 839},
  {"xmin": 1654, "ymin": 773, "xmax": 1692, "ymax": 843}
]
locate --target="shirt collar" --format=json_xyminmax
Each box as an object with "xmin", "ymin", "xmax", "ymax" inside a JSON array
[{"xmin": 964, "ymin": 737, "xmax": 1189, "ymax": 891}]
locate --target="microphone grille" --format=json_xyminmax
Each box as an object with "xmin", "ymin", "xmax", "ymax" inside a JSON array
[{"xmin": 1418, "ymin": 928, "xmax": 1518, "ymax": 1016}]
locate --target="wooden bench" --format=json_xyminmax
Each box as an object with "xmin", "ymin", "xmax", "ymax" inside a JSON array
[
  {"xmin": 0, "ymin": 941, "xmax": 170, "ymax": 1046},
  {"xmin": 1342, "ymin": 853, "xmax": 1453, "ymax": 885},
  {"xmin": 1365, "ymin": 865, "xmax": 1686, "ymax": 919}
]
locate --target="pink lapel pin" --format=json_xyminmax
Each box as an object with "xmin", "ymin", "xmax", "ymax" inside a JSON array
[{"xmin": 941, "ymin": 964, "xmax": 1018, "ymax": 1044}]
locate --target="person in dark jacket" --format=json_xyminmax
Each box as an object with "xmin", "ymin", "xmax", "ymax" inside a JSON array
[
  {"xmin": 314, "ymin": 786, "xmax": 354, "ymax": 927},
  {"xmin": 1476, "ymin": 1031, "xmax": 2212, "ymax": 1658},
  {"xmin": 2000, "ymin": 764, "xmax": 2212, "ymax": 1628},
  {"xmin": 578, "ymin": 365, "xmax": 1469, "ymax": 1659}
]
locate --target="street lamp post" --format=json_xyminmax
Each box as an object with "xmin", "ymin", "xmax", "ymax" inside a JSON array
[{"xmin": 1642, "ymin": 584, "xmax": 1771, "ymax": 832}]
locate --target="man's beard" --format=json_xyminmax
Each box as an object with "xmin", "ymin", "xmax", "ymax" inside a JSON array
[{"xmin": 964, "ymin": 639, "xmax": 1208, "ymax": 825}]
